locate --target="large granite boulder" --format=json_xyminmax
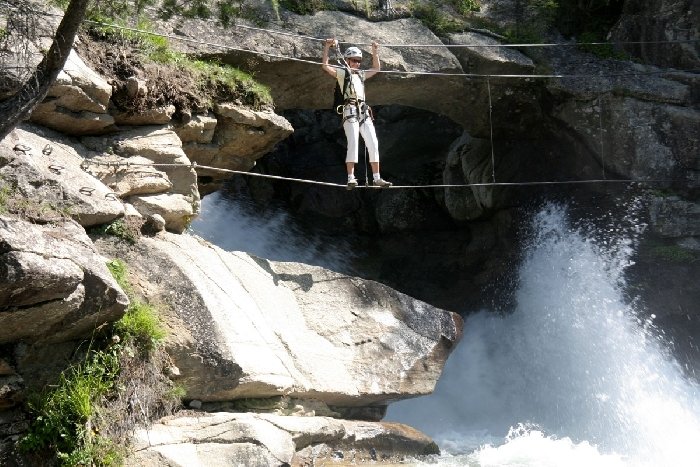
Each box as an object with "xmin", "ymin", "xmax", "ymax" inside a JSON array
[
  {"xmin": 95, "ymin": 232, "xmax": 462, "ymax": 411},
  {"xmin": 82, "ymin": 126, "xmax": 200, "ymax": 232},
  {"xmin": 155, "ymin": 11, "xmax": 471, "ymax": 127},
  {"xmin": 126, "ymin": 412, "xmax": 438, "ymax": 466},
  {"xmin": 0, "ymin": 125, "xmax": 124, "ymax": 226},
  {"xmin": 0, "ymin": 216, "xmax": 128, "ymax": 343}
]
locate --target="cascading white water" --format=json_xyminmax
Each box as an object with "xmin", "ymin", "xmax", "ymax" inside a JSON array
[
  {"xmin": 192, "ymin": 191, "xmax": 700, "ymax": 466},
  {"xmin": 190, "ymin": 191, "xmax": 355, "ymax": 272},
  {"xmin": 387, "ymin": 203, "xmax": 700, "ymax": 466}
]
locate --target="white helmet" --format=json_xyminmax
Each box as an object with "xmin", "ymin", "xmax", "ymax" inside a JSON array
[{"xmin": 343, "ymin": 47, "xmax": 362, "ymax": 60}]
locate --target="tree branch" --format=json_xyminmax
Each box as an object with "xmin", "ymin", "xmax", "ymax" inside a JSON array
[{"xmin": 0, "ymin": 0, "xmax": 91, "ymax": 141}]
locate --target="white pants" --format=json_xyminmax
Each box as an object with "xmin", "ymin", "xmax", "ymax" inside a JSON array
[{"xmin": 343, "ymin": 115, "xmax": 379, "ymax": 164}]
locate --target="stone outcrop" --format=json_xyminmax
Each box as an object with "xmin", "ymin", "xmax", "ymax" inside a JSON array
[
  {"xmin": 29, "ymin": 50, "xmax": 116, "ymax": 135},
  {"xmin": 80, "ymin": 126, "xmax": 201, "ymax": 233},
  {"xmin": 0, "ymin": 216, "xmax": 128, "ymax": 344},
  {"xmin": 126, "ymin": 412, "xmax": 438, "ymax": 466},
  {"xmin": 650, "ymin": 195, "xmax": 700, "ymax": 238},
  {"xmin": 175, "ymin": 105, "xmax": 294, "ymax": 193},
  {"xmin": 0, "ymin": 126, "xmax": 124, "ymax": 226},
  {"xmin": 95, "ymin": 233, "xmax": 462, "ymax": 409},
  {"xmin": 610, "ymin": 0, "xmax": 699, "ymax": 69},
  {"xmin": 156, "ymin": 11, "xmax": 473, "ymax": 128}
]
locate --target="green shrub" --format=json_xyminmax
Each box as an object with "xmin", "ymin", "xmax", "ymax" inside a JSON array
[
  {"xmin": 19, "ymin": 347, "xmax": 122, "ymax": 465},
  {"xmin": 451, "ymin": 0, "xmax": 480, "ymax": 14},
  {"xmin": 0, "ymin": 179, "xmax": 10, "ymax": 214},
  {"xmin": 116, "ymin": 301, "xmax": 166, "ymax": 350},
  {"xmin": 19, "ymin": 261, "xmax": 174, "ymax": 464},
  {"xmin": 92, "ymin": 218, "xmax": 139, "ymax": 244},
  {"xmin": 107, "ymin": 258, "xmax": 131, "ymax": 294},
  {"xmin": 107, "ymin": 259, "xmax": 166, "ymax": 350}
]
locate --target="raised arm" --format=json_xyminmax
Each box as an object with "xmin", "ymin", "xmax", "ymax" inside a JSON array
[
  {"xmin": 322, "ymin": 38, "xmax": 338, "ymax": 78},
  {"xmin": 364, "ymin": 41, "xmax": 380, "ymax": 79}
]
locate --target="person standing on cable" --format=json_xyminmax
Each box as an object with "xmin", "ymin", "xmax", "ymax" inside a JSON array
[{"xmin": 322, "ymin": 38, "xmax": 392, "ymax": 189}]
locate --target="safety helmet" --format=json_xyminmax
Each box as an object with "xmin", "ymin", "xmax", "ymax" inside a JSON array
[{"xmin": 344, "ymin": 47, "xmax": 363, "ymax": 60}]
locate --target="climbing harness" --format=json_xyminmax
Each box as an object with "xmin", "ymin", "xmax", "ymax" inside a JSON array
[{"xmin": 333, "ymin": 43, "xmax": 375, "ymax": 186}]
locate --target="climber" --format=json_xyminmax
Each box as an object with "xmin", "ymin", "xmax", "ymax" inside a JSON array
[{"xmin": 322, "ymin": 38, "xmax": 392, "ymax": 190}]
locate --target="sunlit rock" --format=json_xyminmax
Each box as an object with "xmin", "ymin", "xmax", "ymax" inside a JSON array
[
  {"xmin": 125, "ymin": 411, "xmax": 439, "ymax": 466},
  {"xmin": 0, "ymin": 216, "xmax": 128, "ymax": 343},
  {"xmin": 95, "ymin": 232, "xmax": 462, "ymax": 410},
  {"xmin": 0, "ymin": 125, "xmax": 124, "ymax": 226},
  {"xmin": 29, "ymin": 50, "xmax": 115, "ymax": 135}
]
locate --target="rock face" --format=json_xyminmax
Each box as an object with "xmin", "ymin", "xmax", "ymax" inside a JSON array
[
  {"xmin": 96, "ymin": 233, "xmax": 462, "ymax": 409},
  {"xmin": 0, "ymin": 126, "xmax": 124, "ymax": 226},
  {"xmin": 126, "ymin": 412, "xmax": 439, "ymax": 466},
  {"xmin": 610, "ymin": 0, "xmax": 699, "ymax": 69},
  {"xmin": 29, "ymin": 50, "xmax": 116, "ymax": 135},
  {"xmin": 176, "ymin": 105, "xmax": 294, "ymax": 193},
  {"xmin": 158, "ymin": 10, "xmax": 473, "ymax": 127},
  {"xmin": 0, "ymin": 216, "xmax": 128, "ymax": 344}
]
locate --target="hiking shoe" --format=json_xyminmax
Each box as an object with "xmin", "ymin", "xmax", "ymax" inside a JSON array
[
  {"xmin": 372, "ymin": 178, "xmax": 392, "ymax": 188},
  {"xmin": 347, "ymin": 177, "xmax": 358, "ymax": 190}
]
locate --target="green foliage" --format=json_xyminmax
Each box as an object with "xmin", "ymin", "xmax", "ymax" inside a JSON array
[
  {"xmin": 93, "ymin": 218, "xmax": 138, "ymax": 244},
  {"xmin": 191, "ymin": 59, "xmax": 273, "ymax": 107},
  {"xmin": 106, "ymin": 259, "xmax": 131, "ymax": 293},
  {"xmin": 279, "ymin": 0, "xmax": 326, "ymax": 15},
  {"xmin": 216, "ymin": 0, "xmax": 240, "ymax": 26},
  {"xmin": 19, "ymin": 347, "xmax": 122, "ymax": 465},
  {"xmin": 650, "ymin": 245, "xmax": 697, "ymax": 263},
  {"xmin": 19, "ymin": 257, "xmax": 174, "ymax": 465},
  {"xmin": 451, "ymin": 0, "xmax": 480, "ymax": 15},
  {"xmin": 0, "ymin": 179, "xmax": 10, "ymax": 214},
  {"xmin": 136, "ymin": 32, "xmax": 272, "ymax": 108},
  {"xmin": 116, "ymin": 301, "xmax": 166, "ymax": 350},
  {"xmin": 409, "ymin": 1, "xmax": 461, "ymax": 36},
  {"xmin": 270, "ymin": 0, "xmax": 281, "ymax": 20},
  {"xmin": 107, "ymin": 259, "xmax": 166, "ymax": 350}
]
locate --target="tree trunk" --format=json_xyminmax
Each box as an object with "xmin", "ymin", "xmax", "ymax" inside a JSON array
[{"xmin": 0, "ymin": 0, "xmax": 91, "ymax": 141}]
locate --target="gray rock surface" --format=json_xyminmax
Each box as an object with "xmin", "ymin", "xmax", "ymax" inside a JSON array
[
  {"xmin": 95, "ymin": 232, "xmax": 462, "ymax": 408},
  {"xmin": 650, "ymin": 195, "xmax": 700, "ymax": 237},
  {"xmin": 126, "ymin": 411, "xmax": 438, "ymax": 466},
  {"xmin": 156, "ymin": 11, "xmax": 472, "ymax": 128},
  {"xmin": 0, "ymin": 216, "xmax": 128, "ymax": 344},
  {"xmin": 610, "ymin": 0, "xmax": 699, "ymax": 69},
  {"xmin": 0, "ymin": 125, "xmax": 124, "ymax": 226},
  {"xmin": 29, "ymin": 50, "xmax": 116, "ymax": 135}
]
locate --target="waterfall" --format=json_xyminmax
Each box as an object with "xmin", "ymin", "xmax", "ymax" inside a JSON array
[
  {"xmin": 191, "ymin": 190, "xmax": 700, "ymax": 466},
  {"xmin": 190, "ymin": 190, "xmax": 355, "ymax": 272},
  {"xmin": 387, "ymin": 203, "xmax": 700, "ymax": 466}
]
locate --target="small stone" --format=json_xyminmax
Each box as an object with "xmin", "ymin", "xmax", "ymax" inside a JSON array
[
  {"xmin": 125, "ymin": 76, "xmax": 148, "ymax": 98},
  {"xmin": 188, "ymin": 399, "xmax": 202, "ymax": 409},
  {"xmin": 142, "ymin": 214, "xmax": 166, "ymax": 235}
]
